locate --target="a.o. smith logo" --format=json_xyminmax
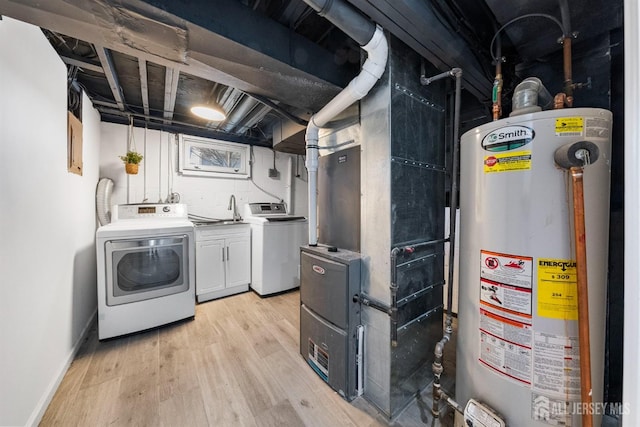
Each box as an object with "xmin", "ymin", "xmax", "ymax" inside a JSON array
[{"xmin": 482, "ymin": 125, "xmax": 534, "ymax": 152}]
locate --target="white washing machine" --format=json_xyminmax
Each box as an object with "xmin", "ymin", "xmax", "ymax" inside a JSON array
[
  {"xmin": 244, "ymin": 202, "xmax": 308, "ymax": 296},
  {"xmin": 96, "ymin": 203, "xmax": 195, "ymax": 340}
]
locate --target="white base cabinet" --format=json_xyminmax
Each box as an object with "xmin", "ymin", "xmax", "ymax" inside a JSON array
[{"xmin": 195, "ymin": 224, "xmax": 251, "ymax": 302}]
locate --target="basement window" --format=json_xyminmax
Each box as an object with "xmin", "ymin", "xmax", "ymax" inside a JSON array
[{"xmin": 179, "ymin": 135, "xmax": 250, "ymax": 178}]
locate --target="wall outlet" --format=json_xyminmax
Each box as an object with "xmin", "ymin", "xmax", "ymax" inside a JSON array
[{"xmin": 269, "ymin": 168, "xmax": 280, "ymax": 179}]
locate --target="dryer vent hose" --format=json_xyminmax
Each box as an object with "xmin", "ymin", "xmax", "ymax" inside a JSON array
[{"xmin": 96, "ymin": 178, "xmax": 114, "ymax": 226}]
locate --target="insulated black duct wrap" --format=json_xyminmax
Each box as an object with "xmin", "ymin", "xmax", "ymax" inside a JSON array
[{"xmin": 302, "ymin": 0, "xmax": 375, "ymax": 46}]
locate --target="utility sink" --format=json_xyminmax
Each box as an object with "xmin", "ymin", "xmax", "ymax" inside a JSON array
[{"xmin": 192, "ymin": 218, "xmax": 245, "ymax": 226}]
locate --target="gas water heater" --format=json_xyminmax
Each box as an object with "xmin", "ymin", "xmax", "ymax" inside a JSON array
[{"xmin": 456, "ymin": 108, "xmax": 612, "ymax": 426}]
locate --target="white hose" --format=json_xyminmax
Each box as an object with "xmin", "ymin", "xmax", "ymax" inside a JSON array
[{"xmin": 96, "ymin": 178, "xmax": 114, "ymax": 226}]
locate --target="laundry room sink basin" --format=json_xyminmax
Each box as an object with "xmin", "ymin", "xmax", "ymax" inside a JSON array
[
  {"xmin": 216, "ymin": 219, "xmax": 245, "ymax": 225},
  {"xmin": 193, "ymin": 219, "xmax": 245, "ymax": 226}
]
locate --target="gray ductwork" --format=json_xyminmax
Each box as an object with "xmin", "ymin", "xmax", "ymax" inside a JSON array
[
  {"xmin": 303, "ymin": 0, "xmax": 388, "ymax": 246},
  {"xmin": 304, "ymin": 0, "xmax": 376, "ymax": 46}
]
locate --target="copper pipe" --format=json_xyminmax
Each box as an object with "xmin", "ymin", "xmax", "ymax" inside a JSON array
[
  {"xmin": 492, "ymin": 63, "xmax": 503, "ymax": 121},
  {"xmin": 570, "ymin": 166, "xmax": 593, "ymax": 427},
  {"xmin": 492, "ymin": 75, "xmax": 502, "ymax": 120},
  {"xmin": 554, "ymin": 92, "xmax": 567, "ymax": 109},
  {"xmin": 563, "ymin": 36, "xmax": 574, "ymax": 107}
]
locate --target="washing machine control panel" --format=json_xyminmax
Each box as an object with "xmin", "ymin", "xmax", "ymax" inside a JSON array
[{"xmin": 247, "ymin": 202, "xmax": 287, "ymax": 216}]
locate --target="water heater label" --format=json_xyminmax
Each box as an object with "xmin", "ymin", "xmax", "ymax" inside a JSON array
[
  {"xmin": 555, "ymin": 117, "xmax": 584, "ymax": 136},
  {"xmin": 537, "ymin": 258, "xmax": 578, "ymax": 320},
  {"xmin": 585, "ymin": 116, "xmax": 611, "ymax": 139},
  {"xmin": 484, "ymin": 151, "xmax": 531, "ymax": 173},
  {"xmin": 532, "ymin": 332, "xmax": 581, "ymax": 401},
  {"xmin": 482, "ymin": 125, "xmax": 534, "ymax": 151},
  {"xmin": 479, "ymin": 329, "xmax": 532, "ymax": 386},
  {"xmin": 480, "ymin": 251, "xmax": 533, "ymax": 291},
  {"xmin": 479, "ymin": 250, "xmax": 534, "ymax": 387}
]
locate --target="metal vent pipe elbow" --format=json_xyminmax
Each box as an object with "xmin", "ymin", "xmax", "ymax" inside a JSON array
[{"xmin": 303, "ymin": 0, "xmax": 376, "ymax": 46}]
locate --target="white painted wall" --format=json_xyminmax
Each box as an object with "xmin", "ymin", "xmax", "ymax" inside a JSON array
[
  {"xmin": 623, "ymin": 1, "xmax": 640, "ymax": 425},
  {"xmin": 99, "ymin": 123, "xmax": 308, "ymax": 218},
  {"xmin": 0, "ymin": 18, "xmax": 101, "ymax": 426}
]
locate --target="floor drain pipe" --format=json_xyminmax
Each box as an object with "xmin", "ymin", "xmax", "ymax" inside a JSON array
[{"xmin": 302, "ymin": 0, "xmax": 388, "ymax": 245}]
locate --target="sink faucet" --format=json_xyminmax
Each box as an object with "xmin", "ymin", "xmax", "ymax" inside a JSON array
[{"xmin": 228, "ymin": 195, "xmax": 241, "ymax": 222}]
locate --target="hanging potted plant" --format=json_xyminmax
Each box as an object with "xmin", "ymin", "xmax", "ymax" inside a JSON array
[{"xmin": 119, "ymin": 150, "xmax": 143, "ymax": 175}]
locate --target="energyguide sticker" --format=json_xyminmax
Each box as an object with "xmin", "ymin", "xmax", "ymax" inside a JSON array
[{"xmin": 537, "ymin": 258, "xmax": 578, "ymax": 320}]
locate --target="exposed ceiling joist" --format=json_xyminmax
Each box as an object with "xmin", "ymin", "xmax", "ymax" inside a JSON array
[
  {"xmin": 96, "ymin": 106, "xmax": 271, "ymax": 147},
  {"xmin": 92, "ymin": 99, "xmax": 120, "ymax": 109},
  {"xmin": 95, "ymin": 45, "xmax": 125, "ymax": 111},
  {"xmin": 138, "ymin": 58, "xmax": 150, "ymax": 116},
  {"xmin": 60, "ymin": 54, "xmax": 103, "ymax": 74},
  {"xmin": 163, "ymin": 67, "xmax": 180, "ymax": 123},
  {"xmin": 0, "ymin": 0, "xmax": 350, "ymax": 112}
]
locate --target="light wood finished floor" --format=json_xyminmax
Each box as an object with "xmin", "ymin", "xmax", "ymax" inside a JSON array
[{"xmin": 40, "ymin": 290, "xmax": 396, "ymax": 427}]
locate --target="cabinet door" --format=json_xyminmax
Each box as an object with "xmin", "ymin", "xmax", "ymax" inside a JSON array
[
  {"xmin": 225, "ymin": 236, "xmax": 251, "ymax": 288},
  {"xmin": 196, "ymin": 239, "xmax": 226, "ymax": 295}
]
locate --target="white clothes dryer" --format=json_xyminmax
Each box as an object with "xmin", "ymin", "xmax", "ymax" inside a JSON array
[{"xmin": 96, "ymin": 203, "xmax": 195, "ymax": 339}]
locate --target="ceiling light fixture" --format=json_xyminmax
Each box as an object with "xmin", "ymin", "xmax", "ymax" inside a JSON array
[{"xmin": 191, "ymin": 105, "xmax": 226, "ymax": 121}]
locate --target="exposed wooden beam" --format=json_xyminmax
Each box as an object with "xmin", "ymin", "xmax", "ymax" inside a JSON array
[
  {"xmin": 138, "ymin": 58, "xmax": 150, "ymax": 116},
  {"xmin": 163, "ymin": 67, "xmax": 180, "ymax": 124},
  {"xmin": 94, "ymin": 45, "xmax": 125, "ymax": 111}
]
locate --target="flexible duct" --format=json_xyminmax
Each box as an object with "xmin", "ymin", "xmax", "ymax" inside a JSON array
[
  {"xmin": 304, "ymin": 0, "xmax": 388, "ymax": 245},
  {"xmin": 96, "ymin": 178, "xmax": 114, "ymax": 226}
]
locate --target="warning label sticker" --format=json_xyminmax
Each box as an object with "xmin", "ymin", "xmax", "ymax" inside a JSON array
[
  {"xmin": 555, "ymin": 117, "xmax": 584, "ymax": 136},
  {"xmin": 480, "ymin": 250, "xmax": 533, "ymax": 323},
  {"xmin": 481, "ymin": 309, "xmax": 532, "ymax": 347},
  {"xmin": 481, "ymin": 279, "xmax": 532, "ymax": 317},
  {"xmin": 481, "ymin": 251, "xmax": 533, "ymax": 289},
  {"xmin": 533, "ymin": 332, "xmax": 580, "ymax": 401},
  {"xmin": 478, "ymin": 250, "xmax": 534, "ymax": 386},
  {"xmin": 537, "ymin": 258, "xmax": 578, "ymax": 320},
  {"xmin": 484, "ymin": 151, "xmax": 532, "ymax": 173},
  {"xmin": 480, "ymin": 328, "xmax": 532, "ymax": 386}
]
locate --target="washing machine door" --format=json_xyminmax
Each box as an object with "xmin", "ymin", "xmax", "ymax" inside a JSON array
[{"xmin": 105, "ymin": 235, "xmax": 190, "ymax": 306}]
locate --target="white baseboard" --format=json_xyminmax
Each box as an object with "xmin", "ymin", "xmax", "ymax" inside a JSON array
[{"xmin": 25, "ymin": 308, "xmax": 98, "ymax": 427}]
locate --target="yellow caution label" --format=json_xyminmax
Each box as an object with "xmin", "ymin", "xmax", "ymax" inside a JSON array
[
  {"xmin": 537, "ymin": 258, "xmax": 578, "ymax": 320},
  {"xmin": 555, "ymin": 117, "xmax": 584, "ymax": 136},
  {"xmin": 484, "ymin": 150, "xmax": 531, "ymax": 173}
]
